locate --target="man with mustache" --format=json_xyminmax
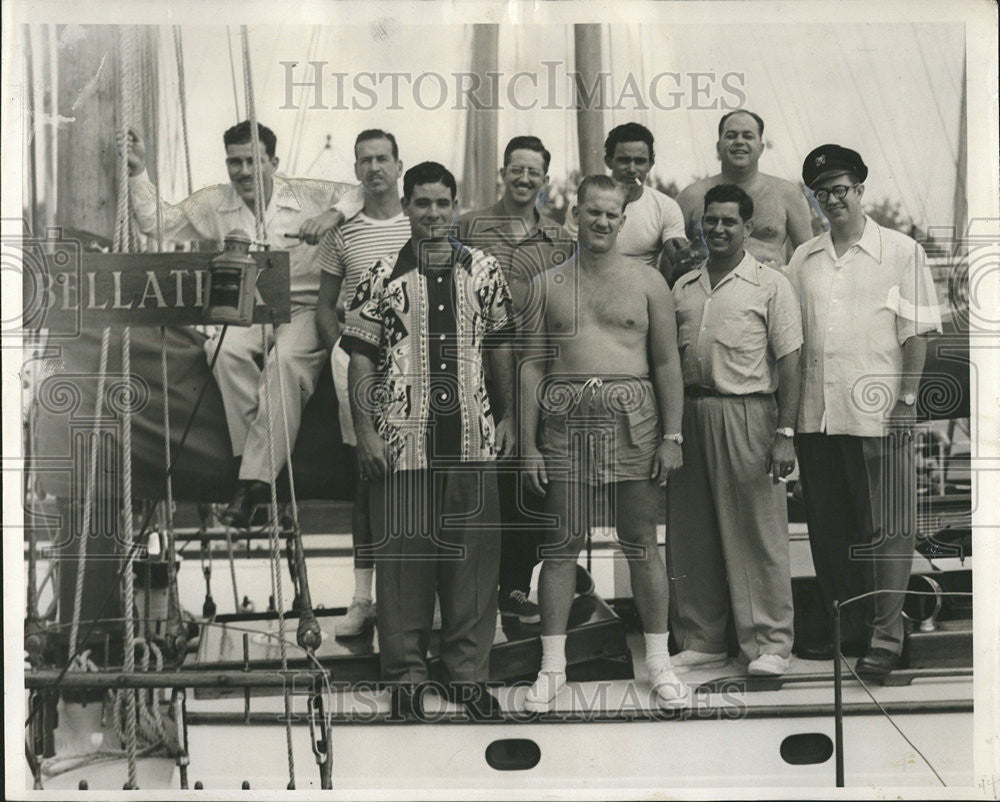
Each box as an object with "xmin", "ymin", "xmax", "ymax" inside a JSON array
[
  {"xmin": 668, "ymin": 183, "xmax": 802, "ymax": 676},
  {"xmin": 315, "ymin": 129, "xmax": 411, "ymax": 637},
  {"xmin": 123, "ymin": 121, "xmax": 362, "ymax": 527},
  {"xmin": 677, "ymin": 110, "xmax": 813, "ymax": 274}
]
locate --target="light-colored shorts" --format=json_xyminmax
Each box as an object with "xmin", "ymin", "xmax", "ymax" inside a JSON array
[
  {"xmin": 537, "ymin": 376, "xmax": 660, "ymax": 486},
  {"xmin": 332, "ymin": 337, "xmax": 356, "ymax": 447}
]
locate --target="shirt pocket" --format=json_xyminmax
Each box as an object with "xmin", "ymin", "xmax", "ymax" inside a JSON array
[{"xmin": 715, "ymin": 310, "xmax": 767, "ymax": 368}]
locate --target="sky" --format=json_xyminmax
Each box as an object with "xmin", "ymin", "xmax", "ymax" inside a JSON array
[{"xmin": 133, "ymin": 19, "xmax": 966, "ymax": 230}]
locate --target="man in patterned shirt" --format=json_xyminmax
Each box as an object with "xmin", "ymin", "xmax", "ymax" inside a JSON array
[
  {"xmin": 341, "ymin": 162, "xmax": 515, "ymax": 718},
  {"xmin": 315, "ymin": 129, "xmax": 411, "ymax": 637}
]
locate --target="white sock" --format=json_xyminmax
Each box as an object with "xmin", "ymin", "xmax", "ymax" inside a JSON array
[
  {"xmin": 644, "ymin": 632, "xmax": 672, "ymax": 667},
  {"xmin": 353, "ymin": 568, "xmax": 374, "ymax": 602},
  {"xmin": 539, "ymin": 635, "xmax": 567, "ymax": 674}
]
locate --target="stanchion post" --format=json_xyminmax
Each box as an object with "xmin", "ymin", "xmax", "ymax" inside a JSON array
[{"xmin": 833, "ymin": 600, "xmax": 845, "ymax": 787}]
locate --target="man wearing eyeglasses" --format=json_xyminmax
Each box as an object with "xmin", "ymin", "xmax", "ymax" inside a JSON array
[
  {"xmin": 455, "ymin": 137, "xmax": 589, "ymax": 628},
  {"xmin": 788, "ymin": 144, "xmax": 942, "ymax": 679}
]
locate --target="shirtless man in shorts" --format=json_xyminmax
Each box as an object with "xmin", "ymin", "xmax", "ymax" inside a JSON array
[
  {"xmin": 520, "ymin": 175, "xmax": 686, "ymax": 710},
  {"xmin": 676, "ymin": 110, "xmax": 813, "ymax": 271}
]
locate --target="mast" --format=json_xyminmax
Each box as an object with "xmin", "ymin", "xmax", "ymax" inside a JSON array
[
  {"xmin": 461, "ymin": 23, "xmax": 499, "ymax": 211},
  {"xmin": 573, "ymin": 24, "xmax": 606, "ymax": 176},
  {"xmin": 47, "ymin": 25, "xmax": 158, "ymax": 658}
]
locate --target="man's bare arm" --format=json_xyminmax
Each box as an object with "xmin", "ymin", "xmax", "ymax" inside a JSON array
[
  {"xmin": 348, "ymin": 350, "xmax": 389, "ymax": 479},
  {"xmin": 784, "ymin": 185, "xmax": 815, "ymax": 249},
  {"xmin": 316, "ymin": 272, "xmax": 345, "ymax": 350},
  {"xmin": 646, "ymin": 271, "xmax": 684, "ymax": 484},
  {"xmin": 519, "ymin": 274, "xmax": 549, "ymax": 494},
  {"xmin": 889, "ymin": 334, "xmax": 928, "ymax": 421}
]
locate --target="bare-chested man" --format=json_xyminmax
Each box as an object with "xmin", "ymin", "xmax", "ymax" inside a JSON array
[
  {"xmin": 676, "ymin": 110, "xmax": 813, "ymax": 270},
  {"xmin": 520, "ymin": 175, "xmax": 686, "ymax": 711}
]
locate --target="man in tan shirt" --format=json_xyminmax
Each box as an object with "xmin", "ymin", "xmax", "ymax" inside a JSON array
[{"xmin": 669, "ymin": 184, "xmax": 802, "ymax": 676}]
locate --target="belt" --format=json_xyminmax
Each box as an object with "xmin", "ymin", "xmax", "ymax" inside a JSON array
[{"xmin": 684, "ymin": 386, "xmax": 774, "ymax": 400}]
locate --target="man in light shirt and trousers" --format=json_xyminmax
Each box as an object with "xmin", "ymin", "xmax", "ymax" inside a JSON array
[
  {"xmin": 668, "ymin": 184, "xmax": 802, "ymax": 677},
  {"xmin": 789, "ymin": 144, "xmax": 942, "ymax": 679}
]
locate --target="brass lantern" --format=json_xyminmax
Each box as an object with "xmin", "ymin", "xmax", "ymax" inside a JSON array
[{"xmin": 205, "ymin": 229, "xmax": 257, "ymax": 325}]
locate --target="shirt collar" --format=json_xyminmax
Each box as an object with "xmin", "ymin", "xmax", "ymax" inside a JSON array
[
  {"xmin": 216, "ymin": 175, "xmax": 301, "ymax": 214},
  {"xmin": 692, "ymin": 250, "xmax": 760, "ymax": 294},
  {"xmin": 807, "ymin": 215, "xmax": 882, "ymax": 261},
  {"xmin": 473, "ymin": 200, "xmax": 561, "ymax": 243},
  {"xmin": 389, "ymin": 238, "xmax": 475, "ymax": 282}
]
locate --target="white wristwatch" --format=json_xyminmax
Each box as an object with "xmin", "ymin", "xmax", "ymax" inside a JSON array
[
  {"xmin": 776, "ymin": 427, "xmax": 795, "ymax": 438},
  {"xmin": 662, "ymin": 432, "xmax": 683, "ymax": 445},
  {"xmin": 898, "ymin": 393, "xmax": 917, "ymax": 406}
]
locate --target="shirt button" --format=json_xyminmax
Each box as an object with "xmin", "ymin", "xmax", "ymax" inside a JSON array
[
  {"xmin": 437, "ymin": 304, "xmax": 444, "ymax": 311},
  {"xmin": 440, "ymin": 363, "xmax": 447, "ymax": 370},
  {"xmin": 436, "ymin": 276, "xmax": 443, "ymax": 283},
  {"xmin": 439, "ymin": 334, "xmax": 446, "ymax": 341},
  {"xmin": 441, "ymin": 393, "xmax": 449, "ymax": 401}
]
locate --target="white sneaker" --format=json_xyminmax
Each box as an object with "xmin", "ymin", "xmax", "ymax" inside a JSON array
[
  {"xmin": 747, "ymin": 653, "xmax": 791, "ymax": 676},
  {"xmin": 336, "ymin": 599, "xmax": 375, "ymax": 637},
  {"xmin": 671, "ymin": 649, "xmax": 729, "ymax": 672},
  {"xmin": 648, "ymin": 663, "xmax": 687, "ymax": 707},
  {"xmin": 523, "ymin": 671, "xmax": 566, "ymax": 712}
]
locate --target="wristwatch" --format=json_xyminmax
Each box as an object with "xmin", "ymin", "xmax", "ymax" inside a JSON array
[
  {"xmin": 898, "ymin": 393, "xmax": 917, "ymax": 406},
  {"xmin": 662, "ymin": 432, "xmax": 683, "ymax": 445},
  {"xmin": 776, "ymin": 427, "xmax": 795, "ymax": 438}
]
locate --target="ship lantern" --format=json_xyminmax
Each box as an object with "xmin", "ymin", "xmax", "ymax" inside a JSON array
[{"xmin": 205, "ymin": 229, "xmax": 257, "ymax": 325}]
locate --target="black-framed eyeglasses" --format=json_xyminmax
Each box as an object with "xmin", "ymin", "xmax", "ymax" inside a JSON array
[{"xmin": 814, "ymin": 183, "xmax": 860, "ymax": 203}]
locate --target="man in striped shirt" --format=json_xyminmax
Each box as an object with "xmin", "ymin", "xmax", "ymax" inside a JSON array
[{"xmin": 315, "ymin": 129, "xmax": 411, "ymax": 636}]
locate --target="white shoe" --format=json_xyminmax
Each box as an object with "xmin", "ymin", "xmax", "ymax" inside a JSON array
[
  {"xmin": 523, "ymin": 671, "xmax": 566, "ymax": 712},
  {"xmin": 747, "ymin": 653, "xmax": 791, "ymax": 676},
  {"xmin": 648, "ymin": 663, "xmax": 687, "ymax": 707},
  {"xmin": 671, "ymin": 649, "xmax": 729, "ymax": 672},
  {"xmin": 336, "ymin": 599, "xmax": 375, "ymax": 637}
]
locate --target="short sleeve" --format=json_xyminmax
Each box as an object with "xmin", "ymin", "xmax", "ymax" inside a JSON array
[
  {"xmin": 894, "ymin": 240, "xmax": 943, "ymax": 344},
  {"xmin": 660, "ymin": 195, "xmax": 686, "ymax": 241},
  {"xmin": 766, "ymin": 272, "xmax": 804, "ymax": 359},
  {"xmin": 342, "ymin": 259, "xmax": 390, "ymax": 348},
  {"xmin": 315, "ymin": 228, "xmax": 347, "ymax": 276},
  {"xmin": 479, "ymin": 255, "xmax": 514, "ymax": 339}
]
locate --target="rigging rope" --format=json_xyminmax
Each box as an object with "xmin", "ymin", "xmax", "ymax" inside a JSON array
[
  {"xmin": 241, "ymin": 24, "xmax": 296, "ymax": 788},
  {"xmin": 68, "ymin": 328, "xmax": 110, "ymax": 658},
  {"xmin": 172, "ymin": 26, "xmax": 193, "ymax": 197}
]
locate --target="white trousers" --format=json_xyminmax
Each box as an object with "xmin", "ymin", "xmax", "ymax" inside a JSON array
[{"xmin": 206, "ymin": 308, "xmax": 326, "ymax": 483}]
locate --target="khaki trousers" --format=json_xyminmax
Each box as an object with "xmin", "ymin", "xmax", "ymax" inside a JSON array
[
  {"xmin": 667, "ymin": 395, "xmax": 794, "ymax": 660},
  {"xmin": 207, "ymin": 308, "xmax": 326, "ymax": 483}
]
